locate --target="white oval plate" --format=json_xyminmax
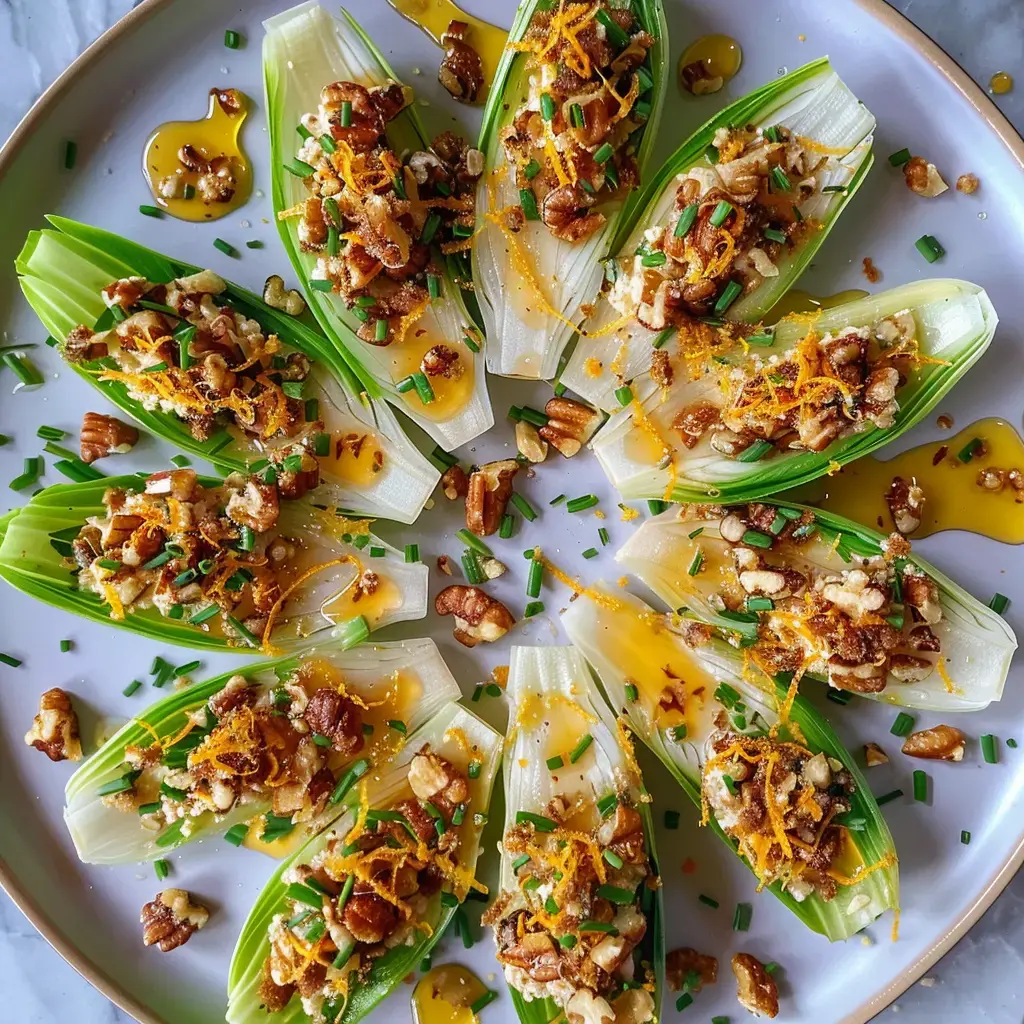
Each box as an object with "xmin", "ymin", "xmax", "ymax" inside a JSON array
[{"xmin": 0, "ymin": 1, "xmax": 1022, "ymax": 1022}]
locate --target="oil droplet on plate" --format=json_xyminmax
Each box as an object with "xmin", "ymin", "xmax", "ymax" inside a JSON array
[
  {"xmin": 791, "ymin": 418, "xmax": 1024, "ymax": 543},
  {"xmin": 412, "ymin": 964, "xmax": 488, "ymax": 1024},
  {"xmin": 678, "ymin": 34, "xmax": 742, "ymax": 95},
  {"xmin": 764, "ymin": 288, "xmax": 870, "ymax": 323},
  {"xmin": 143, "ymin": 88, "xmax": 251, "ymax": 222},
  {"xmin": 990, "ymin": 71, "xmax": 1014, "ymax": 95},
  {"xmin": 384, "ymin": 0, "xmax": 507, "ymax": 101}
]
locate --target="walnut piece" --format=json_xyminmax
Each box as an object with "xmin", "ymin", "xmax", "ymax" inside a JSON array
[
  {"xmin": 437, "ymin": 554, "xmax": 455, "ymax": 575},
  {"xmin": 435, "ymin": 585, "xmax": 515, "ymax": 647},
  {"xmin": 732, "ymin": 953, "xmax": 779, "ymax": 1018},
  {"xmin": 666, "ymin": 947, "xmax": 718, "ymax": 992},
  {"xmin": 141, "ymin": 889, "xmax": 209, "ymax": 951},
  {"xmin": 438, "ymin": 20, "xmax": 485, "ymax": 103},
  {"xmin": 903, "ymin": 156, "xmax": 949, "ymax": 197},
  {"xmin": 515, "ymin": 420, "xmax": 549, "ymax": 463},
  {"xmin": 901, "ymin": 724, "xmax": 966, "ymax": 761},
  {"xmin": 441, "ymin": 465, "xmax": 469, "ymax": 501},
  {"xmin": 538, "ymin": 397, "xmax": 602, "ymax": 458},
  {"xmin": 465, "ymin": 459, "xmax": 519, "ymax": 536},
  {"xmin": 863, "ymin": 742, "xmax": 889, "ymax": 767},
  {"xmin": 24, "ymin": 687, "xmax": 82, "ymax": 762},
  {"xmin": 262, "ymin": 275, "xmax": 306, "ymax": 316},
  {"xmin": 885, "ymin": 475, "xmax": 925, "ymax": 535},
  {"xmin": 80, "ymin": 411, "xmax": 139, "ymax": 464}
]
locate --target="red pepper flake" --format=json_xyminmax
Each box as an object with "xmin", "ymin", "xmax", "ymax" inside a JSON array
[
  {"xmin": 682, "ymin": 858, "xmax": 697, "ymax": 874},
  {"xmin": 932, "ymin": 444, "xmax": 949, "ymax": 467}
]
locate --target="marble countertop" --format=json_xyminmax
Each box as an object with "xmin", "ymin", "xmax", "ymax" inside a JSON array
[{"xmin": 1, "ymin": 0, "xmax": 1022, "ymax": 1021}]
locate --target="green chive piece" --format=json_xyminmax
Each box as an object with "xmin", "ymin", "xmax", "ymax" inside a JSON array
[
  {"xmin": 989, "ymin": 592, "xmax": 1010, "ymax": 614},
  {"xmin": 888, "ymin": 147, "xmax": 912, "ymax": 167},
  {"xmin": 340, "ymin": 101, "xmax": 352, "ymax": 127},
  {"xmin": 582, "ymin": 547, "xmax": 599, "ymax": 559},
  {"xmin": 961, "ymin": 830, "xmax": 971, "ymax": 845},
  {"xmin": 139, "ymin": 204, "xmax": 163, "ymax": 218},
  {"xmin": 579, "ymin": 920, "xmax": 618, "ymax": 934},
  {"xmin": 624, "ymin": 683, "xmax": 639, "ymax": 703},
  {"xmin": 981, "ymin": 734, "xmax": 999, "ymax": 764},
  {"xmin": 595, "ymin": 884, "xmax": 635, "ymax": 905},
  {"xmin": 676, "ymin": 993, "xmax": 693, "ymax": 1012},
  {"xmin": 594, "ymin": 142, "xmax": 614, "ymax": 165},
  {"xmin": 715, "ymin": 279, "xmax": 743, "ymax": 315},
  {"xmin": 546, "ymin": 754, "xmax": 564, "ymax": 771},
  {"xmin": 499, "ymin": 514, "xmax": 515, "ymax": 539},
  {"xmin": 602, "ymin": 849, "xmax": 624, "ymax": 869},
  {"xmin": 732, "ymin": 901, "xmax": 753, "ymax": 931},
  {"xmin": 122, "ymin": 679, "xmax": 141, "ymax": 696},
  {"xmin": 527, "ymin": 557, "xmax": 543, "ymax": 599},
  {"xmin": 154, "ymin": 859, "xmax": 170, "ymax": 880},
  {"xmin": 515, "ymin": 811, "xmax": 557, "ymax": 832},
  {"xmin": 63, "ymin": 140, "xmax": 77, "ymax": 170},
  {"xmin": 569, "ymin": 734, "xmax": 593, "ymax": 764},
  {"xmin": 213, "ymin": 238, "xmax": 238, "ymax": 258},
  {"xmin": 890, "ymin": 711, "xmax": 915, "ymax": 737},
  {"xmin": 687, "ymin": 549, "xmax": 704, "ymax": 577},
  {"xmin": 224, "ymin": 29, "xmax": 241, "ymax": 48},
  {"xmin": 957, "ymin": 437, "xmax": 983, "ymax": 463},
  {"xmin": 876, "ymin": 789, "xmax": 904, "ymax": 806},
  {"xmin": 59, "ymin": 639, "xmax": 73, "ymax": 653},
  {"xmin": 915, "ymin": 234, "xmax": 945, "ymax": 263},
  {"xmin": 284, "ymin": 158, "xmax": 316, "ymax": 178},
  {"xmin": 614, "ymin": 384, "xmax": 633, "ymax": 406},
  {"xmin": 675, "ymin": 203, "xmax": 699, "ymax": 237},
  {"xmin": 913, "ymin": 769, "xmax": 928, "ymax": 803},
  {"xmin": 709, "ymin": 200, "xmax": 733, "ymax": 227},
  {"xmin": 524, "ymin": 601, "xmax": 545, "ymax": 618},
  {"xmin": 741, "ymin": 529, "xmax": 773, "ymax": 549},
  {"xmin": 737, "ymin": 439, "xmax": 774, "ymax": 463},
  {"xmin": 539, "ymin": 93, "xmax": 556, "ymax": 121},
  {"xmin": 511, "ymin": 493, "xmax": 537, "ymax": 522},
  {"xmin": 456, "ymin": 529, "xmax": 492, "ymax": 557},
  {"xmin": 664, "ymin": 810, "xmax": 680, "ymax": 830},
  {"xmin": 520, "ymin": 187, "xmax": 540, "ymax": 221},
  {"xmin": 566, "ymin": 495, "xmax": 598, "ymax": 513}
]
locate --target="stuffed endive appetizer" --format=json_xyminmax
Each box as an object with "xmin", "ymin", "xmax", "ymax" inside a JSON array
[
  {"xmin": 617, "ymin": 502, "xmax": 1016, "ymax": 711},
  {"xmin": 17, "ymin": 217, "xmax": 437, "ymax": 524},
  {"xmin": 484, "ymin": 646, "xmax": 663, "ymax": 1024},
  {"xmin": 0, "ymin": 469, "xmax": 428, "ymax": 652},
  {"xmin": 474, "ymin": 0, "xmax": 668, "ymax": 379},
  {"xmin": 64, "ymin": 639, "xmax": 459, "ymax": 864},
  {"xmin": 226, "ymin": 701, "xmax": 502, "ymax": 1024},
  {"xmin": 592, "ymin": 280, "xmax": 997, "ymax": 502},
  {"xmin": 562, "ymin": 586, "xmax": 899, "ymax": 940},
  {"xmin": 264, "ymin": 2, "xmax": 491, "ymax": 448},
  {"xmin": 562, "ymin": 58, "xmax": 875, "ymax": 410}
]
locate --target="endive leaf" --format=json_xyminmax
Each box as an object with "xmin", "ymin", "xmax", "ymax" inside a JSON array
[
  {"xmin": 493, "ymin": 646, "xmax": 664, "ymax": 1024},
  {"xmin": 474, "ymin": 0, "xmax": 669, "ymax": 380},
  {"xmin": 64, "ymin": 637, "xmax": 461, "ymax": 864},
  {"xmin": 262, "ymin": 2, "xmax": 492, "ymax": 448},
  {"xmin": 225, "ymin": 702, "xmax": 503, "ymax": 1024},
  {"xmin": 562, "ymin": 585, "xmax": 899, "ymax": 940},
  {"xmin": 562, "ymin": 58, "xmax": 876, "ymax": 409},
  {"xmin": 16, "ymin": 217, "xmax": 438, "ymax": 524},
  {"xmin": 616, "ymin": 502, "xmax": 1016, "ymax": 711},
  {"xmin": 593, "ymin": 279, "xmax": 997, "ymax": 503},
  {"xmin": 0, "ymin": 475, "xmax": 428, "ymax": 652}
]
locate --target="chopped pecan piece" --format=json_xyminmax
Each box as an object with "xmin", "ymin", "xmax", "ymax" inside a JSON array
[
  {"xmin": 650, "ymin": 349, "xmax": 673, "ymax": 389},
  {"xmin": 885, "ymin": 476, "xmax": 925, "ymax": 535},
  {"xmin": 465, "ymin": 459, "xmax": 519, "ymax": 536},
  {"xmin": 145, "ymin": 468, "xmax": 198, "ymax": 500},
  {"xmin": 956, "ymin": 173, "xmax": 980, "ymax": 194},
  {"xmin": 262, "ymin": 275, "xmax": 306, "ymax": 316},
  {"xmin": 863, "ymin": 742, "xmax": 889, "ymax": 767},
  {"xmin": 421, "ymin": 343, "xmax": 462, "ymax": 379},
  {"xmin": 303, "ymin": 688, "xmax": 364, "ymax": 755},
  {"xmin": 435, "ymin": 585, "xmax": 515, "ymax": 647},
  {"xmin": 80, "ymin": 412, "xmax": 140, "ymax": 464},
  {"xmin": 226, "ymin": 478, "xmax": 280, "ymax": 533},
  {"xmin": 901, "ymin": 724, "xmax": 966, "ymax": 761},
  {"xmin": 438, "ymin": 20, "xmax": 485, "ymax": 103},
  {"xmin": 141, "ymin": 889, "xmax": 209, "ymax": 951},
  {"xmin": 538, "ymin": 397, "xmax": 602, "ymax": 458},
  {"xmin": 732, "ymin": 953, "xmax": 779, "ymax": 1018},
  {"xmin": 904, "ymin": 156, "xmax": 948, "ymax": 197},
  {"xmin": 24, "ymin": 687, "xmax": 82, "ymax": 762},
  {"xmin": 515, "ymin": 420, "xmax": 548, "ymax": 463},
  {"xmin": 667, "ymin": 947, "xmax": 718, "ymax": 992},
  {"xmin": 441, "ymin": 464, "xmax": 469, "ymax": 501}
]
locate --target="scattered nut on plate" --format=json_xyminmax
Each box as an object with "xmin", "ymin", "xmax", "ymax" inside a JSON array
[
  {"xmin": 141, "ymin": 889, "xmax": 209, "ymax": 952},
  {"xmin": 902, "ymin": 724, "xmax": 967, "ymax": 761},
  {"xmin": 435, "ymin": 585, "xmax": 515, "ymax": 647}
]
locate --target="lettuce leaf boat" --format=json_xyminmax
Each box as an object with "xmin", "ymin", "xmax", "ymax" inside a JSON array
[
  {"xmin": 562, "ymin": 584, "xmax": 900, "ymax": 940},
  {"xmin": 0, "ymin": 471, "xmax": 428, "ymax": 653},
  {"xmin": 562, "ymin": 57, "xmax": 876, "ymax": 410},
  {"xmin": 263, "ymin": 2, "xmax": 492, "ymax": 448},
  {"xmin": 474, "ymin": 0, "xmax": 669, "ymax": 379},
  {"xmin": 485, "ymin": 645, "xmax": 663, "ymax": 1024},
  {"xmin": 616, "ymin": 501, "xmax": 1016, "ymax": 711},
  {"xmin": 16, "ymin": 216, "xmax": 437, "ymax": 524},
  {"xmin": 591, "ymin": 279, "xmax": 997, "ymax": 503},
  {"xmin": 64, "ymin": 637, "xmax": 460, "ymax": 864},
  {"xmin": 226, "ymin": 701, "xmax": 502, "ymax": 1024}
]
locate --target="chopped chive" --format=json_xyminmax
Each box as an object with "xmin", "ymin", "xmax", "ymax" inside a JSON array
[
  {"xmin": 139, "ymin": 204, "xmax": 163, "ymax": 218},
  {"xmin": 566, "ymin": 494, "xmax": 598, "ymax": 513},
  {"xmin": 579, "ymin": 920, "xmax": 618, "ymax": 934},
  {"xmin": 224, "ymin": 29, "xmax": 241, "ymax": 48},
  {"xmin": 888, "ymin": 147, "xmax": 912, "ymax": 167},
  {"xmin": 309, "ymin": 278, "xmax": 334, "ymax": 292},
  {"xmin": 687, "ymin": 550, "xmax": 704, "ymax": 576},
  {"xmin": 462, "ymin": 550, "xmax": 484, "ymax": 584},
  {"xmin": 741, "ymin": 529, "xmax": 773, "ymax": 549},
  {"xmin": 957, "ymin": 437, "xmax": 983, "ymax": 463},
  {"xmin": 519, "ymin": 405, "xmax": 549, "ymax": 427},
  {"xmin": 582, "ymin": 547, "xmax": 599, "ymax": 559},
  {"xmin": 961, "ymin": 830, "xmax": 971, "ymax": 845},
  {"xmin": 213, "ymin": 238, "xmax": 238, "ymax": 258},
  {"xmin": 746, "ymin": 331, "xmax": 775, "ymax": 347},
  {"xmin": 154, "ymin": 859, "xmax": 170, "ymax": 880},
  {"xmin": 745, "ymin": 596, "xmax": 774, "ymax": 612},
  {"xmin": 653, "ymin": 327, "xmax": 675, "ymax": 349},
  {"xmin": 369, "ymin": 546, "xmax": 386, "ymax": 558},
  {"xmin": 411, "ymin": 372, "xmax": 435, "ymax": 405},
  {"xmin": 227, "ymin": 615, "xmax": 261, "ymax": 648},
  {"xmin": 602, "ymin": 849, "xmax": 624, "ymax": 869},
  {"xmin": 524, "ymin": 601, "xmax": 545, "ymax": 618},
  {"xmin": 676, "ymin": 994, "xmax": 693, "ymax": 1012},
  {"xmin": 989, "ymin": 593, "xmax": 1009, "ymax": 614},
  {"xmin": 763, "ymin": 226, "xmax": 788, "ymax": 244},
  {"xmin": 539, "ymin": 93, "xmax": 556, "ymax": 121},
  {"xmin": 624, "ymin": 683, "xmax": 639, "ymax": 703},
  {"xmin": 63, "ymin": 140, "xmax": 77, "ymax": 170},
  {"xmin": 499, "ymin": 514, "xmax": 515, "ymax": 539},
  {"xmin": 596, "ymin": 884, "xmax": 635, "ymax": 905},
  {"xmin": 570, "ymin": 102, "xmax": 585, "ymax": 128},
  {"xmin": 511, "ymin": 493, "xmax": 537, "ymax": 522},
  {"xmin": 122, "ymin": 679, "xmax": 141, "ymax": 696},
  {"xmin": 546, "ymin": 754, "xmax": 564, "ymax": 771},
  {"xmin": 340, "ymin": 100, "xmax": 352, "ymax": 127},
  {"xmin": 664, "ymin": 810, "xmax": 680, "ymax": 830},
  {"xmin": 770, "ymin": 166, "xmax": 791, "ymax": 192},
  {"xmin": 714, "ymin": 279, "xmax": 743, "ymax": 315},
  {"xmin": 456, "ymin": 529, "xmax": 492, "ymax": 557},
  {"xmin": 597, "ymin": 794, "xmax": 618, "ymax": 818},
  {"xmin": 614, "ymin": 384, "xmax": 633, "ymax": 406},
  {"xmin": 876, "ymin": 788, "xmax": 904, "ymax": 806},
  {"xmin": 549, "ymin": 493, "xmax": 566, "ymax": 506},
  {"xmin": 283, "ymin": 158, "xmax": 316, "ymax": 178},
  {"xmin": 245, "ymin": 238, "xmax": 262, "ymax": 249},
  {"xmin": 329, "ymin": 758, "xmax": 370, "ymax": 805},
  {"xmin": 59, "ymin": 639, "xmax": 73, "ymax": 653},
  {"xmin": 915, "ymin": 234, "xmax": 945, "ymax": 263},
  {"xmin": 709, "ymin": 199, "xmax": 733, "ymax": 227},
  {"xmin": 913, "ymin": 769, "xmax": 928, "ymax": 803},
  {"xmin": 981, "ymin": 734, "xmax": 999, "ymax": 764},
  {"xmin": 732, "ymin": 901, "xmax": 753, "ymax": 931},
  {"xmin": 569, "ymin": 734, "xmax": 593, "ymax": 764},
  {"xmin": 515, "ymin": 811, "xmax": 556, "ymax": 832},
  {"xmin": 594, "ymin": 142, "xmax": 614, "ymax": 165},
  {"xmin": 404, "ymin": 543, "xmax": 420, "ymax": 563},
  {"xmin": 527, "ymin": 557, "xmax": 543, "ymax": 599},
  {"xmin": 523, "ymin": 158, "xmax": 542, "ymax": 179},
  {"xmin": 37, "ymin": 425, "xmax": 67, "ymax": 442},
  {"xmin": 890, "ymin": 711, "xmax": 915, "ymax": 737},
  {"xmin": 427, "ymin": 274, "xmax": 441, "ymax": 300},
  {"xmin": 641, "ymin": 250, "xmax": 666, "ymax": 268},
  {"xmin": 674, "ymin": 203, "xmax": 699, "ymax": 237},
  {"xmin": 3, "ymin": 353, "xmax": 44, "ymax": 389}
]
